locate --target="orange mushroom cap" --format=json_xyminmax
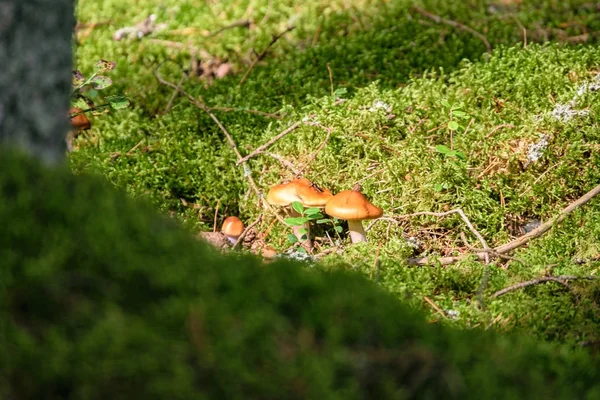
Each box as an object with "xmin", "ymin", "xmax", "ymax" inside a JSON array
[
  {"xmin": 325, "ymin": 187, "xmax": 383, "ymax": 221},
  {"xmin": 267, "ymin": 178, "xmax": 333, "ymax": 207},
  {"xmin": 221, "ymin": 216, "xmax": 244, "ymax": 238},
  {"xmin": 70, "ymin": 107, "xmax": 91, "ymax": 131}
]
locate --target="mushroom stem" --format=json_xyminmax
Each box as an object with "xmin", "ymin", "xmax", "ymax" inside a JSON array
[
  {"xmin": 347, "ymin": 220, "xmax": 367, "ymax": 243},
  {"xmin": 225, "ymin": 235, "xmax": 238, "ymax": 245},
  {"xmin": 290, "ymin": 209, "xmax": 313, "ymax": 252}
]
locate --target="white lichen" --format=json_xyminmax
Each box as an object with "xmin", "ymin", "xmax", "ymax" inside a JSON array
[{"xmin": 524, "ymin": 135, "xmax": 549, "ymax": 167}]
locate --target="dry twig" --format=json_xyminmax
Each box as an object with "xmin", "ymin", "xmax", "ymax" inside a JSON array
[
  {"xmin": 236, "ymin": 122, "xmax": 301, "ymax": 166},
  {"xmin": 296, "ymin": 125, "xmax": 333, "ymax": 176},
  {"xmin": 153, "ymin": 60, "xmax": 282, "ymax": 220},
  {"xmin": 233, "ymin": 213, "xmax": 263, "ymax": 249},
  {"xmin": 491, "ymin": 275, "xmax": 598, "ymax": 299},
  {"xmin": 412, "ymin": 6, "xmax": 491, "ymax": 53}
]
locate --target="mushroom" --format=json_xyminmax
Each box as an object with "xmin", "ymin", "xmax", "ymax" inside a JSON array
[
  {"xmin": 267, "ymin": 177, "xmax": 333, "ymax": 251},
  {"xmin": 324, "ymin": 184, "xmax": 383, "ymax": 243},
  {"xmin": 66, "ymin": 107, "xmax": 91, "ymax": 151},
  {"xmin": 221, "ymin": 216, "xmax": 244, "ymax": 245}
]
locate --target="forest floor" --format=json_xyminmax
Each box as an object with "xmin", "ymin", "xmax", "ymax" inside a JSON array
[{"xmin": 71, "ymin": 0, "xmax": 600, "ymax": 349}]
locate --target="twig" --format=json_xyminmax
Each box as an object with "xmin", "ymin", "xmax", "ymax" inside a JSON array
[
  {"xmin": 494, "ymin": 183, "xmax": 600, "ymax": 254},
  {"xmin": 239, "ymin": 26, "xmax": 295, "ymax": 86},
  {"xmin": 326, "ymin": 63, "xmax": 334, "ymax": 97},
  {"xmin": 408, "ymin": 183, "xmax": 600, "ymax": 266},
  {"xmin": 404, "ymin": 209, "xmax": 489, "ymax": 250},
  {"xmin": 207, "ymin": 106, "xmax": 283, "ymax": 119},
  {"xmin": 412, "ymin": 6, "xmax": 491, "ymax": 54},
  {"xmin": 212, "ymin": 200, "xmax": 220, "ymax": 233},
  {"xmin": 423, "ymin": 296, "xmax": 447, "ymax": 319},
  {"xmin": 491, "ymin": 275, "xmax": 598, "ymax": 299},
  {"xmin": 164, "ymin": 74, "xmax": 186, "ymax": 114},
  {"xmin": 208, "ymin": 19, "xmax": 251, "ymax": 37},
  {"xmin": 153, "ymin": 60, "xmax": 277, "ymax": 217},
  {"xmin": 235, "ymin": 121, "xmax": 301, "ymax": 166},
  {"xmin": 263, "ymin": 152, "xmax": 301, "ymax": 175},
  {"xmin": 233, "ymin": 213, "xmax": 263, "ymax": 249},
  {"xmin": 485, "ymin": 124, "xmax": 515, "ymax": 139},
  {"xmin": 295, "ymin": 125, "xmax": 333, "ymax": 176}
]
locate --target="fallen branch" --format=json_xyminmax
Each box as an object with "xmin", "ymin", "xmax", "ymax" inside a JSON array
[
  {"xmin": 494, "ymin": 183, "xmax": 600, "ymax": 254},
  {"xmin": 412, "ymin": 6, "xmax": 491, "ymax": 54},
  {"xmin": 407, "ymin": 182, "xmax": 600, "ymax": 266},
  {"xmin": 491, "ymin": 275, "xmax": 598, "ymax": 299}
]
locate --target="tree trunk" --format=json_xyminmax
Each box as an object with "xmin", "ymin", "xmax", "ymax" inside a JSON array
[{"xmin": 0, "ymin": 0, "xmax": 75, "ymax": 164}]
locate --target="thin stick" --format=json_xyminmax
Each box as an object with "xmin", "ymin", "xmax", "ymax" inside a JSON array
[
  {"xmin": 239, "ymin": 26, "xmax": 295, "ymax": 86},
  {"xmin": 208, "ymin": 106, "xmax": 282, "ymax": 119},
  {"xmin": 408, "ymin": 184, "xmax": 600, "ymax": 266},
  {"xmin": 235, "ymin": 121, "xmax": 301, "ymax": 166},
  {"xmin": 208, "ymin": 19, "xmax": 251, "ymax": 37},
  {"xmin": 327, "ymin": 63, "xmax": 334, "ymax": 97},
  {"xmin": 485, "ymin": 123, "xmax": 515, "ymax": 139},
  {"xmin": 423, "ymin": 296, "xmax": 447, "ymax": 319},
  {"xmin": 263, "ymin": 152, "xmax": 300, "ymax": 175},
  {"xmin": 412, "ymin": 6, "xmax": 491, "ymax": 54},
  {"xmin": 164, "ymin": 74, "xmax": 186, "ymax": 114},
  {"xmin": 404, "ymin": 209, "xmax": 489, "ymax": 250},
  {"xmin": 296, "ymin": 125, "xmax": 333, "ymax": 176},
  {"xmin": 494, "ymin": 183, "xmax": 600, "ymax": 254},
  {"xmin": 153, "ymin": 60, "xmax": 279, "ymax": 218},
  {"xmin": 233, "ymin": 213, "xmax": 263, "ymax": 249},
  {"xmin": 491, "ymin": 275, "xmax": 598, "ymax": 299},
  {"xmin": 212, "ymin": 200, "xmax": 220, "ymax": 233}
]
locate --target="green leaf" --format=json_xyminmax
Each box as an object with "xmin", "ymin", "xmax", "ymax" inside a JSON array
[
  {"xmin": 90, "ymin": 75, "xmax": 112, "ymax": 90},
  {"xmin": 334, "ymin": 226, "xmax": 343, "ymax": 233},
  {"xmin": 71, "ymin": 95, "xmax": 93, "ymax": 110},
  {"xmin": 285, "ymin": 217, "xmax": 308, "ymax": 226},
  {"xmin": 95, "ymin": 59, "xmax": 117, "ymax": 73},
  {"xmin": 447, "ymin": 120, "xmax": 460, "ymax": 131},
  {"xmin": 307, "ymin": 213, "xmax": 324, "ymax": 220},
  {"xmin": 106, "ymin": 95, "xmax": 130, "ymax": 110},
  {"xmin": 291, "ymin": 201, "xmax": 304, "ymax": 215},
  {"xmin": 454, "ymin": 151, "xmax": 466, "ymax": 160},
  {"xmin": 305, "ymin": 207, "xmax": 321, "ymax": 215},
  {"xmin": 452, "ymin": 110, "xmax": 467, "ymax": 118},
  {"xmin": 316, "ymin": 219, "xmax": 330, "ymax": 224},
  {"xmin": 297, "ymin": 247, "xmax": 307, "ymax": 254},
  {"xmin": 72, "ymin": 70, "xmax": 85, "ymax": 87},
  {"xmin": 434, "ymin": 183, "xmax": 444, "ymax": 192},
  {"xmin": 435, "ymin": 144, "xmax": 452, "ymax": 155},
  {"xmin": 333, "ymin": 87, "xmax": 347, "ymax": 97},
  {"xmin": 440, "ymin": 100, "xmax": 450, "ymax": 108},
  {"xmin": 287, "ymin": 234, "xmax": 298, "ymax": 244},
  {"xmin": 298, "ymin": 228, "xmax": 308, "ymax": 235}
]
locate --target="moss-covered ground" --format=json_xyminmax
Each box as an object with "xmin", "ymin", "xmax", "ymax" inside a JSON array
[{"xmin": 71, "ymin": 0, "xmax": 600, "ymax": 349}]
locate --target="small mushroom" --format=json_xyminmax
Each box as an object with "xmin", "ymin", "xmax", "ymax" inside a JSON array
[
  {"xmin": 267, "ymin": 177, "xmax": 333, "ymax": 251},
  {"xmin": 221, "ymin": 216, "xmax": 244, "ymax": 245},
  {"xmin": 66, "ymin": 107, "xmax": 91, "ymax": 151},
  {"xmin": 325, "ymin": 184, "xmax": 383, "ymax": 243}
]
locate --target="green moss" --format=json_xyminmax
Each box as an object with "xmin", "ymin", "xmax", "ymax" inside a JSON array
[
  {"xmin": 69, "ymin": 0, "xmax": 600, "ymax": 354},
  {"xmin": 3, "ymin": 151, "xmax": 600, "ymax": 399}
]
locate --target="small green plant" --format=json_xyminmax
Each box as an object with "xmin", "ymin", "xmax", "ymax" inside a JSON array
[
  {"xmin": 285, "ymin": 201, "xmax": 343, "ymax": 251},
  {"xmin": 441, "ymin": 100, "xmax": 471, "ymax": 132},
  {"xmin": 71, "ymin": 59, "xmax": 130, "ymax": 118}
]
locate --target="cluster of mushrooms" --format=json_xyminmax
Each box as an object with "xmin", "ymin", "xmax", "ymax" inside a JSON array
[{"xmin": 219, "ymin": 177, "xmax": 383, "ymax": 255}]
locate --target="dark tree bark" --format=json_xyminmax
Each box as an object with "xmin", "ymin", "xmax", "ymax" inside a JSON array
[{"xmin": 0, "ymin": 0, "xmax": 75, "ymax": 164}]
